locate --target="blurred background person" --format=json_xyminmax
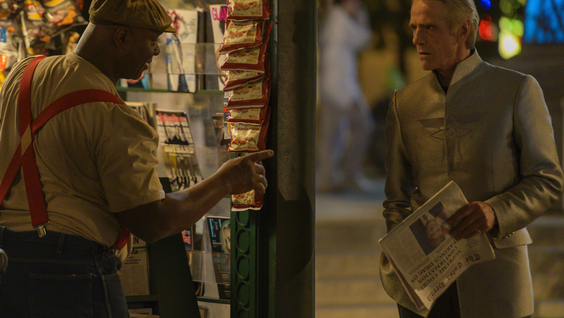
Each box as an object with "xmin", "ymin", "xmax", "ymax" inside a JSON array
[{"xmin": 317, "ymin": 0, "xmax": 376, "ymax": 193}]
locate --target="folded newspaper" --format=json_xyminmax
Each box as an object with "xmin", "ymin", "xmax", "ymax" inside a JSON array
[{"xmin": 379, "ymin": 181, "xmax": 495, "ymax": 310}]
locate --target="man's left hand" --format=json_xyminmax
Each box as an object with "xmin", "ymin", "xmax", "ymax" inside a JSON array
[{"xmin": 448, "ymin": 201, "xmax": 497, "ymax": 240}]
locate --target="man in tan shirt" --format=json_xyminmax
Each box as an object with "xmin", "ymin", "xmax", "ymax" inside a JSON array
[{"xmin": 0, "ymin": 0, "xmax": 273, "ymax": 316}]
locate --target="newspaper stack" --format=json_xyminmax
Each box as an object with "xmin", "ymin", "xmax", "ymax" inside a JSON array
[{"xmin": 379, "ymin": 181, "xmax": 495, "ymax": 310}]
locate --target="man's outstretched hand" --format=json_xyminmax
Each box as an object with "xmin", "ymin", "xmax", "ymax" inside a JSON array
[{"xmin": 216, "ymin": 150, "xmax": 274, "ymax": 195}]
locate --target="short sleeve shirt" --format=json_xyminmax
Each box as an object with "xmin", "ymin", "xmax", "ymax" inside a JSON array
[{"xmin": 0, "ymin": 53, "xmax": 165, "ymax": 247}]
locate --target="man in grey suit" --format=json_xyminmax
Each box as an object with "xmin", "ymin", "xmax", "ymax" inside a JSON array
[{"xmin": 380, "ymin": 0, "xmax": 563, "ymax": 317}]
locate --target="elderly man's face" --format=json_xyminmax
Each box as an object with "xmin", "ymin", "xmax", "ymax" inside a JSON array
[
  {"xmin": 123, "ymin": 27, "xmax": 162, "ymax": 81},
  {"xmin": 409, "ymin": 0, "xmax": 462, "ymax": 77}
]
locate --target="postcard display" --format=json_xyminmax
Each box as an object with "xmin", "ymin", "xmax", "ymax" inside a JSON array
[{"xmin": 117, "ymin": 1, "xmax": 273, "ymax": 316}]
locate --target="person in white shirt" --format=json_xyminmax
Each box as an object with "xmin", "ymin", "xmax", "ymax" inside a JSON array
[{"xmin": 317, "ymin": 0, "xmax": 376, "ymax": 193}]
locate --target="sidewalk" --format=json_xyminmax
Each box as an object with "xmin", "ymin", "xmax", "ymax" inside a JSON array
[{"xmin": 315, "ymin": 178, "xmax": 399, "ymax": 318}]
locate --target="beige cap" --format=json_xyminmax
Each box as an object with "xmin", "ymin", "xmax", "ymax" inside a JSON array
[{"xmin": 89, "ymin": 0, "xmax": 176, "ymax": 33}]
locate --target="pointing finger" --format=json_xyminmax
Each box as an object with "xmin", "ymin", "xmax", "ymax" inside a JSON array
[{"xmin": 243, "ymin": 150, "xmax": 274, "ymax": 163}]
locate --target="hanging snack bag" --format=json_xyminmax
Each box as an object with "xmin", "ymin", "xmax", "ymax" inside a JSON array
[
  {"xmin": 231, "ymin": 189, "xmax": 263, "ymax": 211},
  {"xmin": 220, "ymin": 20, "xmax": 271, "ymax": 73},
  {"xmin": 223, "ymin": 70, "xmax": 264, "ymax": 91},
  {"xmin": 226, "ymin": 105, "xmax": 268, "ymax": 124},
  {"xmin": 228, "ymin": 108, "xmax": 270, "ymax": 153},
  {"xmin": 221, "ymin": 47, "xmax": 263, "ymax": 72},
  {"xmin": 225, "ymin": 75, "xmax": 270, "ymax": 108},
  {"xmin": 226, "ymin": 0, "xmax": 271, "ymax": 21},
  {"xmin": 218, "ymin": 19, "xmax": 265, "ymax": 54}
]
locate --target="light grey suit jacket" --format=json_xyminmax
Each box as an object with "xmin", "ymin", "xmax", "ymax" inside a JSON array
[{"xmin": 380, "ymin": 51, "xmax": 563, "ymax": 318}]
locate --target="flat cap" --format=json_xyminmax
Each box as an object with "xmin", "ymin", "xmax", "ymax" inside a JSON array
[{"xmin": 89, "ymin": 0, "xmax": 176, "ymax": 33}]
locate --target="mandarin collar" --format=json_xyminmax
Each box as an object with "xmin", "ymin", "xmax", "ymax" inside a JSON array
[{"xmin": 449, "ymin": 49, "xmax": 483, "ymax": 87}]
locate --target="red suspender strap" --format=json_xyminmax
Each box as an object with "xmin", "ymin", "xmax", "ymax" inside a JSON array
[
  {"xmin": 0, "ymin": 56, "xmax": 130, "ymax": 249},
  {"xmin": 17, "ymin": 56, "xmax": 49, "ymax": 234}
]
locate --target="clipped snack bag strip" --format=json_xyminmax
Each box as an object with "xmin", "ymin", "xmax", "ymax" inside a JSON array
[
  {"xmin": 226, "ymin": 0, "xmax": 271, "ymax": 21},
  {"xmin": 231, "ymin": 189, "xmax": 263, "ymax": 211},
  {"xmin": 218, "ymin": 19, "xmax": 265, "ymax": 54},
  {"xmin": 220, "ymin": 20, "xmax": 271, "ymax": 73},
  {"xmin": 226, "ymin": 105, "xmax": 268, "ymax": 124}
]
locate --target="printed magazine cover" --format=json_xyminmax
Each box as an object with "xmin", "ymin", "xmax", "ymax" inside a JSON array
[
  {"xmin": 155, "ymin": 109, "xmax": 203, "ymax": 192},
  {"xmin": 207, "ymin": 216, "xmax": 231, "ymax": 300}
]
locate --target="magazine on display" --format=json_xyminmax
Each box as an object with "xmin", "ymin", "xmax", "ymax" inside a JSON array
[
  {"xmin": 166, "ymin": 8, "xmax": 199, "ymax": 92},
  {"xmin": 209, "ymin": 4, "xmax": 228, "ymax": 90},
  {"xmin": 154, "ymin": 109, "xmax": 203, "ymax": 192},
  {"xmin": 378, "ymin": 181, "xmax": 495, "ymax": 310},
  {"xmin": 206, "ymin": 216, "xmax": 231, "ymax": 300}
]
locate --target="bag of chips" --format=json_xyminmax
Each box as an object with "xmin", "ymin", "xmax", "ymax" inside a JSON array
[
  {"xmin": 226, "ymin": 0, "xmax": 271, "ymax": 21},
  {"xmin": 224, "ymin": 69, "xmax": 264, "ymax": 91},
  {"xmin": 231, "ymin": 189, "xmax": 263, "ymax": 211},
  {"xmin": 218, "ymin": 19, "xmax": 266, "ymax": 54},
  {"xmin": 226, "ymin": 105, "xmax": 268, "ymax": 124},
  {"xmin": 228, "ymin": 107, "xmax": 270, "ymax": 153},
  {"xmin": 225, "ymin": 74, "xmax": 270, "ymax": 109}
]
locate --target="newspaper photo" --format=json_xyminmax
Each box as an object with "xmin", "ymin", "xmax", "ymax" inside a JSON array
[{"xmin": 379, "ymin": 181, "xmax": 495, "ymax": 310}]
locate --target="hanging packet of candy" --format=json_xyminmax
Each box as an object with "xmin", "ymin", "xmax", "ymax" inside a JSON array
[
  {"xmin": 24, "ymin": 0, "xmax": 45, "ymax": 21},
  {"xmin": 41, "ymin": 0, "xmax": 86, "ymax": 29},
  {"xmin": 218, "ymin": 19, "xmax": 265, "ymax": 54},
  {"xmin": 226, "ymin": 0, "xmax": 271, "ymax": 21},
  {"xmin": 220, "ymin": 20, "xmax": 271, "ymax": 73},
  {"xmin": 21, "ymin": 0, "xmax": 52, "ymax": 53}
]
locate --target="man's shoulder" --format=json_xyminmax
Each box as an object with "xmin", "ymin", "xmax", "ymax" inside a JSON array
[
  {"xmin": 479, "ymin": 61, "xmax": 528, "ymax": 79},
  {"xmin": 395, "ymin": 72, "xmax": 437, "ymax": 96}
]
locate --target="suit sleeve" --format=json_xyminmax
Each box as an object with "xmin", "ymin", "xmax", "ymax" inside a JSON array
[
  {"xmin": 383, "ymin": 90, "xmax": 416, "ymax": 232},
  {"xmin": 485, "ymin": 75, "xmax": 563, "ymax": 239}
]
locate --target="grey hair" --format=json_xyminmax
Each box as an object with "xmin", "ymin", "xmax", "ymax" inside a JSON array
[{"xmin": 414, "ymin": 0, "xmax": 480, "ymax": 49}]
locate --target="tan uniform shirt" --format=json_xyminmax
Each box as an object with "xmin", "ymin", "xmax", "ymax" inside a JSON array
[{"xmin": 0, "ymin": 53, "xmax": 165, "ymax": 247}]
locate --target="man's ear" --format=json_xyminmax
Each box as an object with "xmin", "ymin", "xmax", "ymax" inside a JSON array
[
  {"xmin": 113, "ymin": 26, "xmax": 130, "ymax": 47},
  {"xmin": 458, "ymin": 18, "xmax": 471, "ymax": 44}
]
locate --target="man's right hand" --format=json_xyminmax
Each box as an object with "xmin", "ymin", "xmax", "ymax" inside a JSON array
[{"xmin": 216, "ymin": 150, "xmax": 274, "ymax": 195}]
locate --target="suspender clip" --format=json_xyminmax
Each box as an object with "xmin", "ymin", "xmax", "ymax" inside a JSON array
[{"xmin": 35, "ymin": 223, "xmax": 48, "ymax": 237}]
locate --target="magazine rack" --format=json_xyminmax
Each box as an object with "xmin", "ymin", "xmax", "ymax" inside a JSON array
[{"xmin": 119, "ymin": 83, "xmax": 228, "ymax": 317}]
